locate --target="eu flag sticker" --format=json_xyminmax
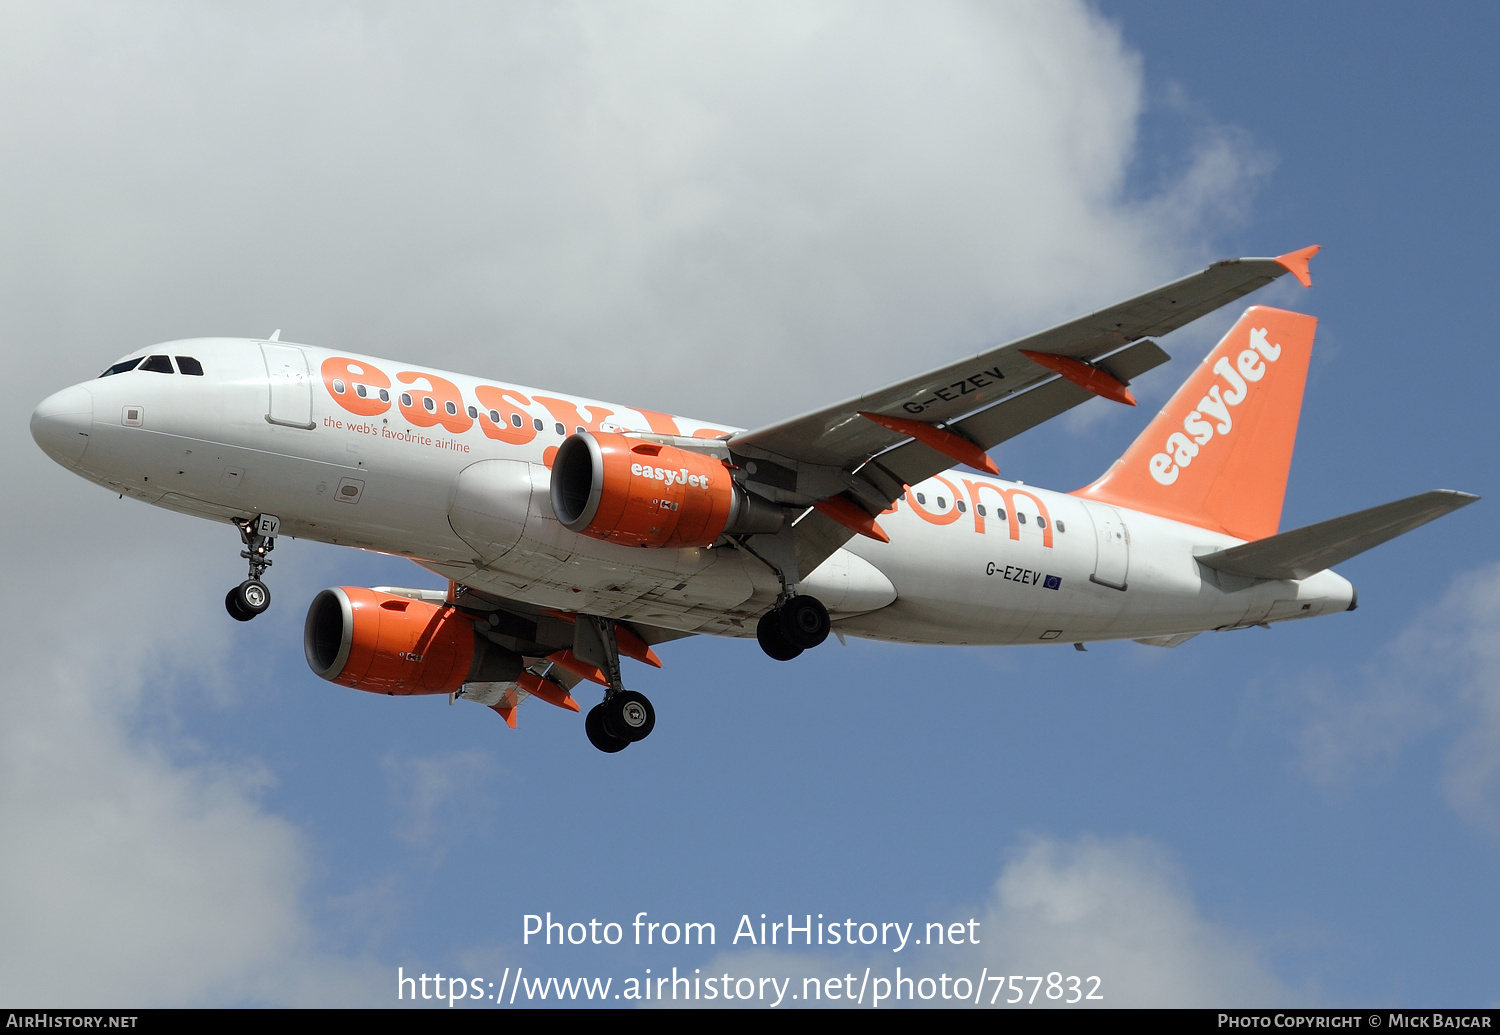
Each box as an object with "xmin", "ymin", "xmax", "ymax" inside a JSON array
[{"xmin": 1043, "ymin": 574, "xmax": 1062, "ymax": 590}]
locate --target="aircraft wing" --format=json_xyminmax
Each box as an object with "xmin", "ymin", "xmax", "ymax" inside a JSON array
[{"xmin": 726, "ymin": 248, "xmax": 1318, "ymax": 576}]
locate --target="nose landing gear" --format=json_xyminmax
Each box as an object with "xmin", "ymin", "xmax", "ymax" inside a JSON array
[{"xmin": 225, "ymin": 514, "xmax": 279, "ymax": 622}]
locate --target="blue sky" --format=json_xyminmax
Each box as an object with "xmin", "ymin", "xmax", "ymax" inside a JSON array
[{"xmin": 2, "ymin": 1, "xmax": 1497, "ymax": 1007}]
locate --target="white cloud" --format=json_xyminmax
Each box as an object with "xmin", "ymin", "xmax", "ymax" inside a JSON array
[
  {"xmin": 971, "ymin": 835, "xmax": 1289, "ymax": 1006},
  {"xmin": 383, "ymin": 750, "xmax": 497, "ymax": 858},
  {"xmin": 681, "ymin": 834, "xmax": 1288, "ymax": 1008},
  {"xmin": 1290, "ymin": 561, "xmax": 1500, "ymax": 833},
  {"xmin": 0, "ymin": 1, "xmax": 1267, "ymax": 1005},
  {"xmin": 0, "ymin": 1, "xmax": 1260, "ymax": 425},
  {"xmin": 0, "ymin": 516, "xmax": 386, "ymax": 1005}
]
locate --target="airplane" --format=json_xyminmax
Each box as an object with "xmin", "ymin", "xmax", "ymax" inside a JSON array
[{"xmin": 30, "ymin": 246, "xmax": 1478, "ymax": 753}]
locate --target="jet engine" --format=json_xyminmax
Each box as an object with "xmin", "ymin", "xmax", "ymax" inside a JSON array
[
  {"xmin": 550, "ymin": 432, "xmax": 783, "ymax": 548},
  {"xmin": 304, "ymin": 587, "xmax": 522, "ymax": 695}
]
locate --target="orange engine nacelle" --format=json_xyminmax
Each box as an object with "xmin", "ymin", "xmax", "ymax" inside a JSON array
[
  {"xmin": 303, "ymin": 587, "xmax": 521, "ymax": 695},
  {"xmin": 550, "ymin": 432, "xmax": 783, "ymax": 548}
]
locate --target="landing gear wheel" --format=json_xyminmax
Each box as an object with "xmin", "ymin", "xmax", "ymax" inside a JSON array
[
  {"xmin": 225, "ymin": 587, "xmax": 254, "ymax": 622},
  {"xmin": 586, "ymin": 704, "xmax": 630, "ymax": 753},
  {"xmin": 228, "ymin": 578, "xmax": 270, "ymax": 621},
  {"xmin": 778, "ymin": 595, "xmax": 830, "ymax": 650},
  {"xmin": 605, "ymin": 690, "xmax": 655, "ymax": 742},
  {"xmin": 757, "ymin": 610, "xmax": 803, "ymax": 661}
]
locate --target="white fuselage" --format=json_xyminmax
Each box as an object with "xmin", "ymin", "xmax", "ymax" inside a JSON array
[{"xmin": 31, "ymin": 337, "xmax": 1354, "ymax": 645}]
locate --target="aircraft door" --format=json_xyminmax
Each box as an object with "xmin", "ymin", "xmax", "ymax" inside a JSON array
[
  {"xmin": 1080, "ymin": 499, "xmax": 1130, "ymax": 590},
  {"xmin": 261, "ymin": 344, "xmax": 315, "ymax": 429}
]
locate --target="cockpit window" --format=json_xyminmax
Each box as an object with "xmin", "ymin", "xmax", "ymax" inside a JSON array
[
  {"xmin": 139, "ymin": 355, "xmax": 174, "ymax": 374},
  {"xmin": 175, "ymin": 356, "xmax": 204, "ymax": 376},
  {"xmin": 98, "ymin": 358, "xmax": 142, "ymax": 378}
]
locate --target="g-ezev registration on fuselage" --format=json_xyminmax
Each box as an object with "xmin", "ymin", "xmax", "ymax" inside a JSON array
[{"xmin": 30, "ymin": 247, "xmax": 1477, "ymax": 752}]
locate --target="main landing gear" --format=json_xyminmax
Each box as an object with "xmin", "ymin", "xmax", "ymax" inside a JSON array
[
  {"xmin": 755, "ymin": 594, "xmax": 830, "ymax": 661},
  {"xmin": 585, "ymin": 690, "xmax": 656, "ymax": 753},
  {"xmin": 577, "ymin": 616, "xmax": 658, "ymax": 754},
  {"xmin": 225, "ymin": 514, "xmax": 279, "ymax": 622}
]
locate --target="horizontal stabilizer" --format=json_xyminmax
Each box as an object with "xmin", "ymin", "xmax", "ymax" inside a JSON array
[{"xmin": 1197, "ymin": 490, "xmax": 1479, "ymax": 580}]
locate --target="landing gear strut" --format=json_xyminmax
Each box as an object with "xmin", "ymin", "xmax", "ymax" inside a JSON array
[
  {"xmin": 756, "ymin": 594, "xmax": 830, "ymax": 661},
  {"xmin": 577, "ymin": 616, "xmax": 657, "ymax": 753},
  {"xmin": 225, "ymin": 514, "xmax": 279, "ymax": 622}
]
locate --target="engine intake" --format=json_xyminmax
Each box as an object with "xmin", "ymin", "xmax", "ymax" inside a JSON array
[
  {"xmin": 550, "ymin": 432, "xmax": 782, "ymax": 548},
  {"xmin": 304, "ymin": 587, "xmax": 521, "ymax": 695}
]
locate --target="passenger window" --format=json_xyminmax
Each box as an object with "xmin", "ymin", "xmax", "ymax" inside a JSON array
[
  {"xmin": 976, "ymin": 504, "xmax": 986, "ymax": 517},
  {"xmin": 555, "ymin": 422, "xmax": 565, "ymax": 435},
  {"xmin": 467, "ymin": 405, "xmax": 478, "ymax": 419},
  {"xmin": 576, "ymin": 425, "xmax": 585, "ymax": 435},
  {"xmin": 175, "ymin": 356, "xmax": 204, "ymax": 376},
  {"xmin": 332, "ymin": 379, "xmax": 346, "ymax": 394},
  {"xmin": 936, "ymin": 496, "xmax": 947, "ymax": 508},
  {"xmin": 510, "ymin": 413, "xmax": 523, "ymax": 428},
  {"xmin": 379, "ymin": 389, "xmax": 390, "ymax": 403},
  {"xmin": 355, "ymin": 384, "xmax": 367, "ymax": 398},
  {"xmin": 445, "ymin": 401, "xmax": 458, "ymax": 415},
  {"xmin": 139, "ymin": 355, "xmax": 173, "ymax": 374},
  {"xmin": 1057, "ymin": 520, "xmax": 1066, "ymax": 533},
  {"xmin": 99, "ymin": 358, "xmax": 142, "ymax": 378},
  {"xmin": 997, "ymin": 508, "xmax": 1007, "ymax": 521},
  {"xmin": 915, "ymin": 493, "xmax": 926, "ymax": 505},
  {"xmin": 400, "ymin": 393, "xmax": 412, "ymax": 407},
  {"xmin": 956, "ymin": 500, "xmax": 967, "ymax": 513},
  {"xmin": 1017, "ymin": 513, "xmax": 1027, "ymax": 524},
  {"xmin": 423, "ymin": 398, "xmax": 436, "ymax": 413},
  {"xmin": 533, "ymin": 418, "xmax": 544, "ymax": 431},
  {"xmin": 1037, "ymin": 516, "xmax": 1047, "ymax": 529}
]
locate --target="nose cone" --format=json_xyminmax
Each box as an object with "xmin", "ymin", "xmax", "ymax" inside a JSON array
[{"xmin": 31, "ymin": 384, "xmax": 94, "ymax": 467}]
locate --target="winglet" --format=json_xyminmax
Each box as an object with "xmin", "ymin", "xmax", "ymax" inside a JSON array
[{"xmin": 1274, "ymin": 245, "xmax": 1320, "ymax": 288}]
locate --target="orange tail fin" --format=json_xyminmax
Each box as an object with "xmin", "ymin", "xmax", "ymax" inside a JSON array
[{"xmin": 1072, "ymin": 306, "xmax": 1317, "ymax": 542}]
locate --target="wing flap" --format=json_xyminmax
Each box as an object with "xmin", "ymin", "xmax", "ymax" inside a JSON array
[{"xmin": 1197, "ymin": 490, "xmax": 1479, "ymax": 581}]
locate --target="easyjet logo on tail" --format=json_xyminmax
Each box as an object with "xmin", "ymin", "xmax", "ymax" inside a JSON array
[
  {"xmin": 1150, "ymin": 327, "xmax": 1282, "ymax": 486},
  {"xmin": 1072, "ymin": 305, "xmax": 1317, "ymax": 543}
]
